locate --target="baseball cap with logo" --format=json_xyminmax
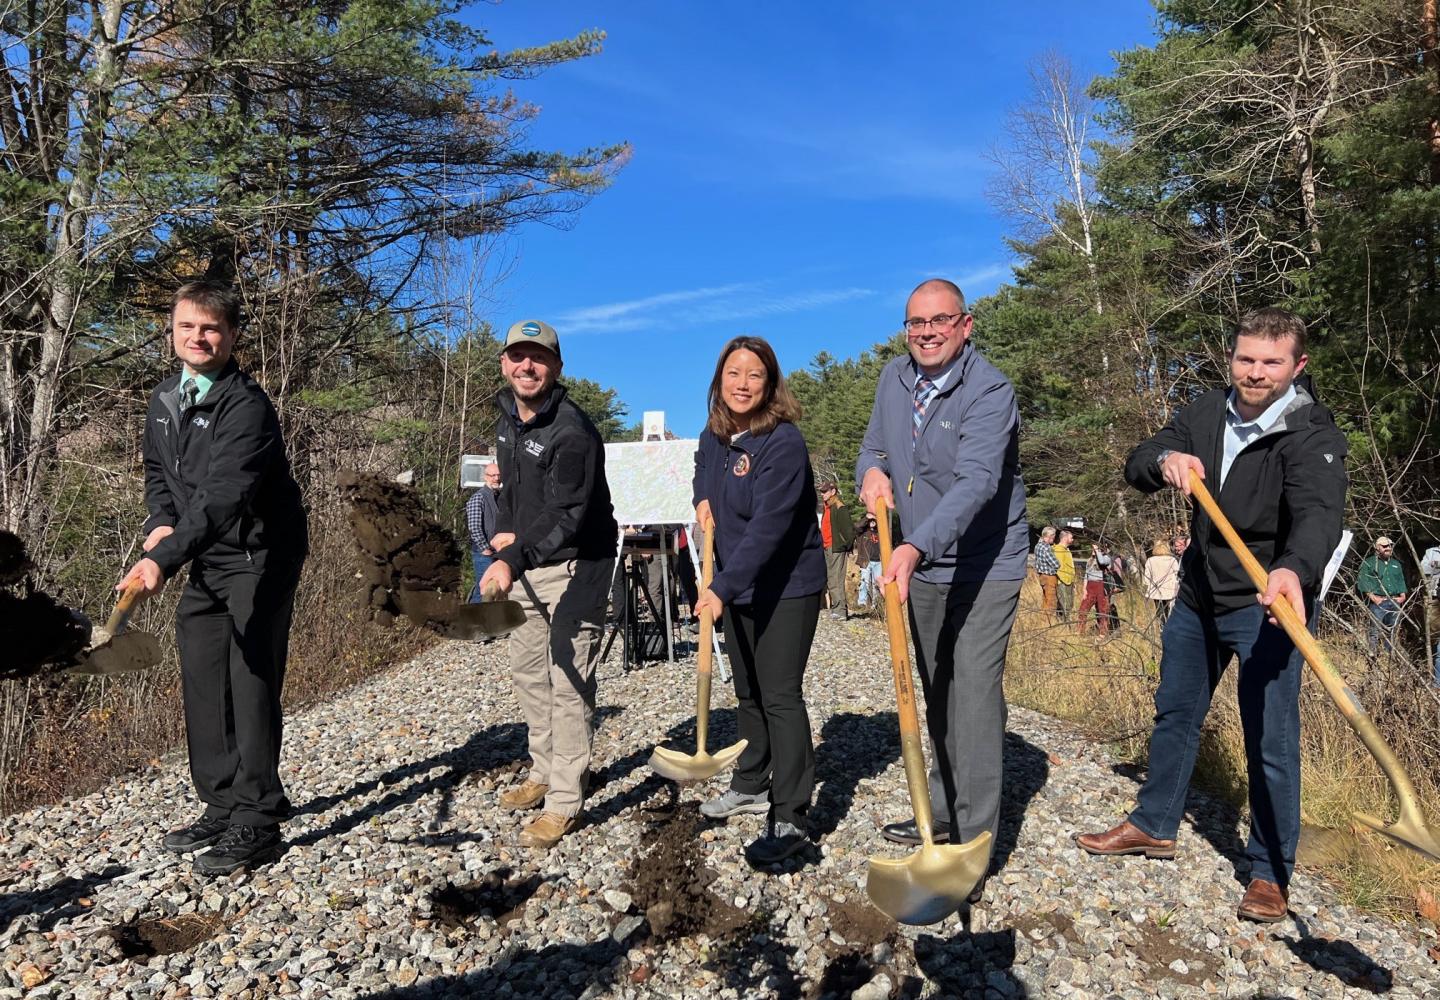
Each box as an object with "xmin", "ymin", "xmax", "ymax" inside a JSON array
[{"xmin": 503, "ymin": 319, "xmax": 561, "ymax": 359}]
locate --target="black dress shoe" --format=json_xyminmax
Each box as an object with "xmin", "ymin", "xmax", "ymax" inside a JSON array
[
  {"xmin": 161, "ymin": 815, "xmax": 230, "ymax": 853},
  {"xmin": 193, "ymin": 824, "xmax": 283, "ymax": 875},
  {"xmin": 880, "ymin": 817, "xmax": 952, "ymax": 846}
]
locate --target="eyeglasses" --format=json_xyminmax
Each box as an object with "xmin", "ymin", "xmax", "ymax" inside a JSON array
[{"xmin": 903, "ymin": 313, "xmax": 966, "ymax": 333}]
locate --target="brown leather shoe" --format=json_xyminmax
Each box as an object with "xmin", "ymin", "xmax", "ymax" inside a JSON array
[
  {"xmin": 1237, "ymin": 879, "xmax": 1289, "ymax": 923},
  {"xmin": 1073, "ymin": 820, "xmax": 1177, "ymax": 859},
  {"xmin": 519, "ymin": 811, "xmax": 578, "ymax": 849},
  {"xmin": 499, "ymin": 780, "xmax": 548, "ymax": 811}
]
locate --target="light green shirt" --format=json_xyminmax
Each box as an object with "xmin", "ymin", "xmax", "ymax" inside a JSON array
[{"xmin": 179, "ymin": 368, "xmax": 216, "ymax": 404}]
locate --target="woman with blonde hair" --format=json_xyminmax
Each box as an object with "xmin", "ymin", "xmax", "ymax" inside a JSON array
[
  {"xmin": 1141, "ymin": 539, "xmax": 1181, "ymax": 626},
  {"xmin": 692, "ymin": 336, "xmax": 826, "ymax": 866}
]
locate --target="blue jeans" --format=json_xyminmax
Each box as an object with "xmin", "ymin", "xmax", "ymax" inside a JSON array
[
  {"xmin": 857, "ymin": 561, "xmax": 882, "ymax": 606},
  {"xmin": 468, "ymin": 551, "xmax": 494, "ymax": 604},
  {"xmin": 1366, "ymin": 599, "xmax": 1399, "ymax": 655},
  {"xmin": 1130, "ymin": 600, "xmax": 1303, "ymax": 889}
]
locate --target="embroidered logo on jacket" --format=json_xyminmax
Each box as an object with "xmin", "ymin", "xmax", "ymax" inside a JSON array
[
  {"xmin": 192, "ymin": 416, "xmax": 210, "ymax": 429},
  {"xmin": 732, "ymin": 454, "xmax": 751, "ymax": 477},
  {"xmin": 525, "ymin": 439, "xmax": 545, "ymax": 457}
]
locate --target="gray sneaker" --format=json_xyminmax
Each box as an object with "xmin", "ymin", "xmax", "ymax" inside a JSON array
[{"xmin": 699, "ymin": 788, "xmax": 769, "ymax": 819}]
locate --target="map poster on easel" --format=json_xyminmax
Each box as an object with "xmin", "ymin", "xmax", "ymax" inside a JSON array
[{"xmin": 603, "ymin": 439, "xmax": 699, "ymax": 526}]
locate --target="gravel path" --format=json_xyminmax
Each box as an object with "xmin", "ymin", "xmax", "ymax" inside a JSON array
[{"xmin": 2, "ymin": 616, "xmax": 1437, "ymax": 999}]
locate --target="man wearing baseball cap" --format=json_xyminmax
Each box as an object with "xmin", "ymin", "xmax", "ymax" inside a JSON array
[
  {"xmin": 1358, "ymin": 535, "xmax": 1407, "ymax": 656},
  {"xmin": 480, "ymin": 319, "xmax": 618, "ymax": 849}
]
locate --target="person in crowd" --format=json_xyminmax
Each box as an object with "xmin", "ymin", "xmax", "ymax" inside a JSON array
[
  {"xmin": 1357, "ymin": 536, "xmax": 1407, "ymax": 656},
  {"xmin": 466, "ymin": 462, "xmax": 502, "ymax": 602},
  {"xmin": 857, "ymin": 278, "xmax": 1029, "ymax": 905},
  {"xmin": 1105, "ymin": 549, "xmax": 1128, "ymax": 629},
  {"xmin": 854, "ymin": 514, "xmax": 881, "ymax": 612},
  {"xmin": 1054, "ymin": 529, "xmax": 1076, "ymax": 622},
  {"xmin": 1074, "ymin": 307, "xmax": 1346, "ymax": 924},
  {"xmin": 1033, "ymin": 526, "xmax": 1061, "ymax": 621},
  {"xmin": 819, "ymin": 480, "xmax": 855, "ymax": 620},
  {"xmin": 1077, "ymin": 541, "xmax": 1113, "ymax": 635},
  {"xmin": 120, "ymin": 281, "xmax": 308, "ymax": 876},
  {"xmin": 693, "ymin": 335, "xmax": 826, "ymax": 866},
  {"xmin": 1423, "ymin": 544, "xmax": 1440, "ymax": 687},
  {"xmin": 1142, "ymin": 539, "xmax": 1181, "ymax": 626},
  {"xmin": 480, "ymin": 319, "xmax": 618, "ymax": 850},
  {"xmin": 1174, "ymin": 534, "xmax": 1190, "ymax": 559}
]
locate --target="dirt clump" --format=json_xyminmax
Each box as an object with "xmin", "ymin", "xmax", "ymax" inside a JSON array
[
  {"xmin": 107, "ymin": 913, "xmax": 226, "ymax": 958},
  {"xmin": 430, "ymin": 868, "xmax": 541, "ymax": 930},
  {"xmin": 0, "ymin": 531, "xmax": 89, "ymax": 678},
  {"xmin": 338, "ymin": 471, "xmax": 464, "ymax": 630},
  {"xmin": 810, "ymin": 897, "xmax": 901, "ymax": 999},
  {"xmin": 627, "ymin": 801, "xmax": 748, "ymax": 941}
]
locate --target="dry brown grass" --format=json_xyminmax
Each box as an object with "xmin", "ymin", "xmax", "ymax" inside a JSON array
[{"xmin": 1006, "ymin": 575, "xmax": 1440, "ymax": 923}]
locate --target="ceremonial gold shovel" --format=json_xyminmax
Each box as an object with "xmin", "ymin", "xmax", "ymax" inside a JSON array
[
  {"xmin": 64, "ymin": 578, "xmax": 162, "ymax": 676},
  {"xmin": 1191, "ymin": 472, "xmax": 1440, "ymax": 861},
  {"xmin": 647, "ymin": 527, "xmax": 747, "ymax": 782},
  {"xmin": 866, "ymin": 506, "xmax": 991, "ymax": 925}
]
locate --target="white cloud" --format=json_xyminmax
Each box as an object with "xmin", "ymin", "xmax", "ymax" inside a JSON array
[{"xmin": 557, "ymin": 283, "xmax": 877, "ymax": 334}]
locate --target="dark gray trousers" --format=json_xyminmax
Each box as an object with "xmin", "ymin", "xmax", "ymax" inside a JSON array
[{"xmin": 906, "ymin": 577, "xmax": 1021, "ymax": 852}]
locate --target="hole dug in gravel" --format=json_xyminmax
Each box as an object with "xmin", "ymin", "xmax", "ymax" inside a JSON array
[
  {"xmin": 107, "ymin": 913, "xmax": 227, "ymax": 959},
  {"xmin": 430, "ymin": 867, "xmax": 543, "ymax": 930},
  {"xmin": 812, "ymin": 897, "xmax": 903, "ymax": 999},
  {"xmin": 627, "ymin": 801, "xmax": 748, "ymax": 941}
]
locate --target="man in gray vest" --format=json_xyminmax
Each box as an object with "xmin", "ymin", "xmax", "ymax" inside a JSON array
[{"xmin": 857, "ymin": 278, "xmax": 1030, "ymax": 904}]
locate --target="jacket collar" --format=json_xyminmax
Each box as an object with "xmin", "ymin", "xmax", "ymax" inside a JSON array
[
  {"xmin": 728, "ymin": 424, "xmax": 776, "ymax": 453},
  {"xmin": 899, "ymin": 341, "xmax": 973, "ymax": 393},
  {"xmin": 498, "ymin": 382, "xmax": 568, "ymax": 427}
]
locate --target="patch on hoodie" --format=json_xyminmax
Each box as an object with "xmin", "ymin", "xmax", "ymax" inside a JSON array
[{"xmin": 732, "ymin": 454, "xmax": 751, "ymax": 477}]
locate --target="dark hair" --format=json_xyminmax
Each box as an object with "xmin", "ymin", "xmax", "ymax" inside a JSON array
[
  {"xmin": 706, "ymin": 336, "xmax": 803, "ymax": 443},
  {"xmin": 907, "ymin": 278, "xmax": 967, "ymax": 316},
  {"xmin": 173, "ymin": 280, "xmax": 241, "ymax": 330},
  {"xmin": 1229, "ymin": 307, "xmax": 1306, "ymax": 360}
]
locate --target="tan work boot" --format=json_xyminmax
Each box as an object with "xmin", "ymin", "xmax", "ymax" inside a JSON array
[
  {"xmin": 519, "ymin": 811, "xmax": 578, "ymax": 849},
  {"xmin": 499, "ymin": 779, "xmax": 549, "ymax": 811}
]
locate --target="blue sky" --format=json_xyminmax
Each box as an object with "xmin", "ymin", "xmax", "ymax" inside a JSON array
[{"xmin": 462, "ymin": 2, "xmax": 1159, "ymax": 436}]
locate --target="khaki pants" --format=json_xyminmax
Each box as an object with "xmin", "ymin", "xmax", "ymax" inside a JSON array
[
  {"xmin": 1038, "ymin": 574, "xmax": 1058, "ymax": 619},
  {"xmin": 510, "ymin": 558, "xmax": 610, "ymax": 817},
  {"xmin": 825, "ymin": 550, "xmax": 849, "ymax": 614}
]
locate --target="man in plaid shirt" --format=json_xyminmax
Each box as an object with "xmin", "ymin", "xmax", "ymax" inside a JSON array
[
  {"xmin": 466, "ymin": 462, "xmax": 502, "ymax": 602},
  {"xmin": 1033, "ymin": 526, "xmax": 1060, "ymax": 620}
]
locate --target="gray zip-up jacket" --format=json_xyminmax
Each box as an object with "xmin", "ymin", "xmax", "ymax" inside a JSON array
[{"xmin": 855, "ymin": 344, "xmax": 1029, "ymax": 584}]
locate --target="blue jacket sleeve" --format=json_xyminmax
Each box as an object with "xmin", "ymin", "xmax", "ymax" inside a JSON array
[
  {"xmin": 692, "ymin": 432, "xmax": 711, "ymax": 508},
  {"xmin": 905, "ymin": 379, "xmax": 1017, "ymax": 560},
  {"xmin": 709, "ymin": 430, "xmax": 810, "ymax": 604}
]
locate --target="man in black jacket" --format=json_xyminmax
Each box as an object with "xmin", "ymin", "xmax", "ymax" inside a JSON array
[
  {"xmin": 118, "ymin": 281, "xmax": 307, "ymax": 875},
  {"xmin": 1074, "ymin": 308, "xmax": 1346, "ymax": 923},
  {"xmin": 479, "ymin": 319, "xmax": 617, "ymax": 850}
]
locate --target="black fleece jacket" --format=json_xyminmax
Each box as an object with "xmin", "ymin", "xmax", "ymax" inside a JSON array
[
  {"xmin": 1125, "ymin": 383, "xmax": 1346, "ymax": 613},
  {"xmin": 142, "ymin": 361, "xmax": 307, "ymax": 577},
  {"xmin": 493, "ymin": 384, "xmax": 617, "ymax": 574}
]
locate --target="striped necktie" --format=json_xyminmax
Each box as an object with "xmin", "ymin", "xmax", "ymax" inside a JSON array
[
  {"xmin": 180, "ymin": 377, "xmax": 198, "ymax": 414},
  {"xmin": 912, "ymin": 375, "xmax": 936, "ymax": 443}
]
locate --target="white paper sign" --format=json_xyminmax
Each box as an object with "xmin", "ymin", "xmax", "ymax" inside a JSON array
[
  {"xmin": 1319, "ymin": 529, "xmax": 1353, "ymax": 600},
  {"xmin": 604, "ymin": 439, "xmax": 698, "ymax": 525}
]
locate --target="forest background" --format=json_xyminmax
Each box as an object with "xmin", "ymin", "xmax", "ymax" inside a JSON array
[{"xmin": 1, "ymin": 0, "xmax": 1437, "ymax": 912}]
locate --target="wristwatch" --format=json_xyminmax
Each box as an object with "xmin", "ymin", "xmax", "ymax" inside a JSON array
[{"xmin": 1156, "ymin": 449, "xmax": 1174, "ymax": 469}]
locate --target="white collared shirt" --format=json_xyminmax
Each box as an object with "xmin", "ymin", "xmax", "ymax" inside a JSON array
[{"xmin": 1221, "ymin": 385, "xmax": 1295, "ymax": 487}]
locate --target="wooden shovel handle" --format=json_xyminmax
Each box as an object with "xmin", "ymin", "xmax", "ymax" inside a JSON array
[
  {"xmin": 697, "ymin": 527, "xmax": 715, "ymax": 678},
  {"xmin": 876, "ymin": 505, "xmax": 936, "ymax": 839},
  {"xmin": 105, "ymin": 578, "xmax": 146, "ymax": 636}
]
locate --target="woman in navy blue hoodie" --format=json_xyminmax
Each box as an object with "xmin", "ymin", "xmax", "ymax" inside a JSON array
[{"xmin": 692, "ymin": 336, "xmax": 827, "ymax": 866}]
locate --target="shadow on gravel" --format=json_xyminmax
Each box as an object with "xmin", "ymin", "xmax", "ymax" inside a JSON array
[
  {"xmin": 995, "ymin": 732, "xmax": 1049, "ymax": 874},
  {"xmin": 363, "ymin": 932, "xmax": 641, "ymax": 1000},
  {"xmin": 914, "ymin": 928, "xmax": 1028, "ymax": 997},
  {"xmin": 1280, "ymin": 920, "xmax": 1394, "ymax": 994},
  {"xmin": 287, "ymin": 720, "xmax": 527, "ymax": 848},
  {"xmin": 0, "ymin": 864, "xmax": 128, "ymax": 934},
  {"xmin": 810, "ymin": 710, "xmax": 899, "ymax": 839}
]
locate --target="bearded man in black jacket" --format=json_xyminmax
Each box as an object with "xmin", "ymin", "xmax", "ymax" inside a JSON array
[
  {"xmin": 118, "ymin": 281, "xmax": 307, "ymax": 875},
  {"xmin": 1074, "ymin": 308, "xmax": 1346, "ymax": 924},
  {"xmin": 480, "ymin": 319, "xmax": 617, "ymax": 851}
]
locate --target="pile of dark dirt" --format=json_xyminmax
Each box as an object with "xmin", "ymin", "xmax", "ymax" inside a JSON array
[
  {"xmin": 0, "ymin": 531, "xmax": 89, "ymax": 679},
  {"xmin": 626, "ymin": 802, "xmax": 748, "ymax": 941},
  {"xmin": 107, "ymin": 913, "xmax": 226, "ymax": 959},
  {"xmin": 429, "ymin": 867, "xmax": 542, "ymax": 930},
  {"xmin": 810, "ymin": 897, "xmax": 901, "ymax": 999},
  {"xmin": 337, "ymin": 471, "xmax": 464, "ymax": 630}
]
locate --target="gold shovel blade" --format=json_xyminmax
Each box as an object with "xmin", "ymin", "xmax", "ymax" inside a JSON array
[
  {"xmin": 63, "ymin": 630, "xmax": 163, "ymax": 677},
  {"xmin": 647, "ymin": 739, "xmax": 748, "ymax": 782},
  {"xmin": 1353, "ymin": 811, "xmax": 1440, "ymax": 863},
  {"xmin": 865, "ymin": 831, "xmax": 992, "ymax": 926},
  {"xmin": 446, "ymin": 599, "xmax": 525, "ymax": 639}
]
